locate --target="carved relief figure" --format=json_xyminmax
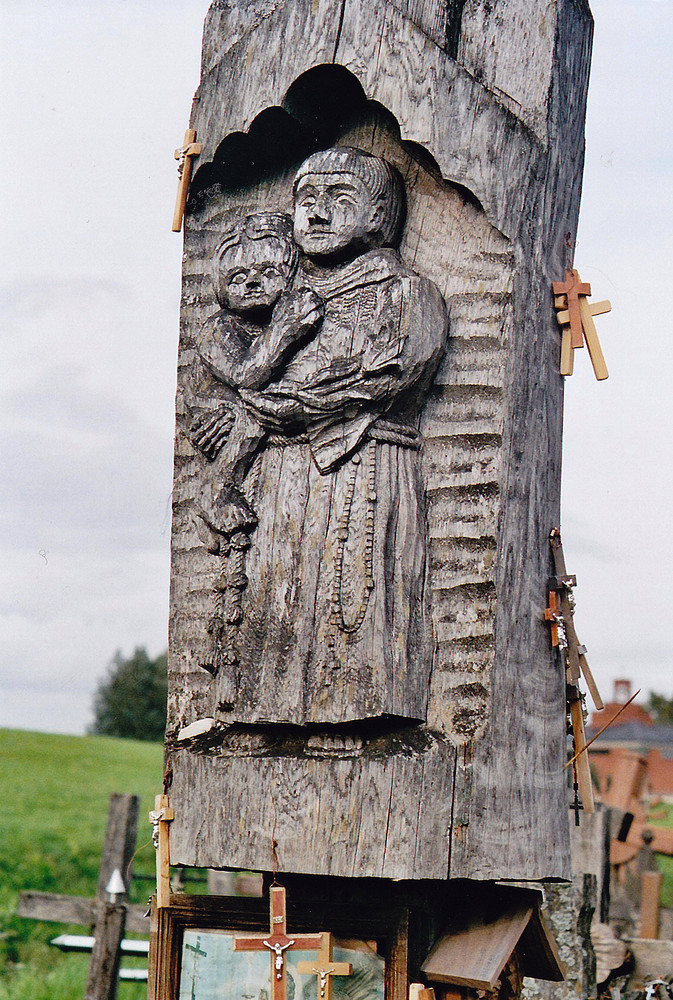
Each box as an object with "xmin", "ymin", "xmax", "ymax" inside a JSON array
[
  {"xmin": 192, "ymin": 147, "xmax": 448, "ymax": 728},
  {"xmin": 188, "ymin": 214, "xmax": 324, "ymax": 680}
]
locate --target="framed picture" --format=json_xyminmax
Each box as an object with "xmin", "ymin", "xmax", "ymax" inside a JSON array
[{"xmin": 148, "ymin": 891, "xmax": 409, "ymax": 1000}]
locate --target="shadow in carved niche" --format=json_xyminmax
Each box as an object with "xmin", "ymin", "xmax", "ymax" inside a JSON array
[{"xmin": 172, "ymin": 64, "xmax": 513, "ymax": 756}]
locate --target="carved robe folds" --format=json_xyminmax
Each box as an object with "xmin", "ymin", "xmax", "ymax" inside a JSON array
[{"xmin": 214, "ymin": 248, "xmax": 447, "ymax": 727}]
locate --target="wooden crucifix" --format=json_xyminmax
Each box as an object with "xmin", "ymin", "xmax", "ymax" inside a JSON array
[
  {"xmin": 552, "ymin": 268, "xmax": 610, "ymax": 380},
  {"xmin": 149, "ymin": 794, "xmax": 174, "ymax": 908},
  {"xmin": 234, "ymin": 886, "xmax": 323, "ymax": 1000},
  {"xmin": 297, "ymin": 933, "xmax": 352, "ymax": 1000},
  {"xmin": 172, "ymin": 129, "xmax": 202, "ymax": 232}
]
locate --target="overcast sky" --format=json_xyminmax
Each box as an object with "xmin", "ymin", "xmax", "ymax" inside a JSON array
[{"xmin": 1, "ymin": 0, "xmax": 671, "ymax": 735}]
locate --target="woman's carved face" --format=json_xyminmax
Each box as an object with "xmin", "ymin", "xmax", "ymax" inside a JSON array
[{"xmin": 293, "ymin": 172, "xmax": 380, "ymax": 258}]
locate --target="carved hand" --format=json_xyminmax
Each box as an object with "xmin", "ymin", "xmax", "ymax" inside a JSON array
[
  {"xmin": 236, "ymin": 290, "xmax": 323, "ymax": 392},
  {"xmin": 238, "ymin": 387, "xmax": 304, "ymax": 425},
  {"xmin": 189, "ymin": 405, "xmax": 235, "ymax": 458},
  {"xmin": 267, "ymin": 289, "xmax": 324, "ymax": 351}
]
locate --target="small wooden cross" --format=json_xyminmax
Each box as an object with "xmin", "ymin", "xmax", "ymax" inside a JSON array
[
  {"xmin": 552, "ymin": 268, "xmax": 591, "ymax": 349},
  {"xmin": 172, "ymin": 128, "xmax": 203, "ymax": 232},
  {"xmin": 552, "ymin": 268, "xmax": 610, "ymax": 380},
  {"xmin": 149, "ymin": 794, "xmax": 174, "ymax": 908},
  {"xmin": 234, "ymin": 886, "xmax": 323, "ymax": 1000},
  {"xmin": 297, "ymin": 933, "xmax": 352, "ymax": 1000}
]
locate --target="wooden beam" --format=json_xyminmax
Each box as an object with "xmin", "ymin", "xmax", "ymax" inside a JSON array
[
  {"xmin": 16, "ymin": 891, "xmax": 149, "ymax": 934},
  {"xmin": 640, "ymin": 871, "xmax": 663, "ymax": 940},
  {"xmin": 84, "ymin": 795, "xmax": 139, "ymax": 1000},
  {"xmin": 172, "ymin": 129, "xmax": 202, "ymax": 232},
  {"xmin": 578, "ymin": 296, "xmax": 609, "ymax": 380}
]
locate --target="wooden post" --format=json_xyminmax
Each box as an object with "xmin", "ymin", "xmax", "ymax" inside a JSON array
[
  {"xmin": 17, "ymin": 793, "xmax": 150, "ymax": 998},
  {"xmin": 167, "ymin": 0, "xmax": 594, "ymax": 904},
  {"xmin": 83, "ymin": 794, "xmax": 138, "ymax": 1000},
  {"xmin": 96, "ymin": 793, "xmax": 139, "ymax": 898},
  {"xmin": 85, "ymin": 903, "xmax": 127, "ymax": 1000},
  {"xmin": 640, "ymin": 870, "xmax": 663, "ymax": 939}
]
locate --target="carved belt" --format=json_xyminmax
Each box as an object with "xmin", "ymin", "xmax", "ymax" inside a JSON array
[
  {"xmin": 266, "ymin": 419, "xmax": 421, "ymax": 450},
  {"xmin": 366, "ymin": 420, "xmax": 421, "ymax": 449}
]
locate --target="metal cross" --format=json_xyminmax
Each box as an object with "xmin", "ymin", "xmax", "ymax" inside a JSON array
[
  {"xmin": 297, "ymin": 933, "xmax": 353, "ymax": 1000},
  {"xmin": 234, "ymin": 886, "xmax": 323, "ymax": 1000}
]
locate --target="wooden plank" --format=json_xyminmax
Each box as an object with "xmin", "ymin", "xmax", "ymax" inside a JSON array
[
  {"xmin": 640, "ymin": 871, "xmax": 663, "ymax": 940},
  {"xmin": 422, "ymin": 905, "xmax": 532, "ymax": 990},
  {"xmin": 569, "ymin": 699, "xmax": 595, "ymax": 815},
  {"xmin": 151, "ymin": 795, "xmax": 173, "ymax": 908},
  {"xmin": 578, "ymin": 295, "xmax": 609, "ymax": 380},
  {"xmin": 168, "ymin": 740, "xmax": 455, "ymax": 880},
  {"xmin": 16, "ymin": 891, "xmax": 149, "ymax": 934},
  {"xmin": 17, "ymin": 891, "xmax": 98, "ymax": 927}
]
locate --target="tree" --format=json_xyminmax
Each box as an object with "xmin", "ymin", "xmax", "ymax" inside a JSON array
[
  {"xmin": 90, "ymin": 647, "xmax": 168, "ymax": 741},
  {"xmin": 648, "ymin": 692, "xmax": 673, "ymax": 726}
]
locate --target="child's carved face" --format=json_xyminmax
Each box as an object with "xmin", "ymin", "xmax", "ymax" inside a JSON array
[{"xmin": 220, "ymin": 238, "xmax": 291, "ymax": 315}]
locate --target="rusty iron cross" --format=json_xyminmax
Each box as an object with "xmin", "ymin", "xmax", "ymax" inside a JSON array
[
  {"xmin": 297, "ymin": 933, "xmax": 353, "ymax": 1000},
  {"xmin": 234, "ymin": 886, "xmax": 323, "ymax": 1000}
]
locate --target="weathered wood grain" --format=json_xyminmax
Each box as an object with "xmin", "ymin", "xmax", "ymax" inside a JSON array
[
  {"xmin": 169, "ymin": 733, "xmax": 455, "ymax": 880},
  {"xmin": 167, "ymin": 0, "xmax": 593, "ymax": 882},
  {"xmin": 84, "ymin": 902, "xmax": 126, "ymax": 1000},
  {"xmin": 16, "ymin": 892, "xmax": 150, "ymax": 934},
  {"xmin": 96, "ymin": 794, "xmax": 138, "ymax": 900}
]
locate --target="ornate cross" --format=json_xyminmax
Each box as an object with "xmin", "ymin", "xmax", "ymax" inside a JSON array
[
  {"xmin": 552, "ymin": 268, "xmax": 610, "ymax": 380},
  {"xmin": 234, "ymin": 886, "xmax": 323, "ymax": 1000},
  {"xmin": 297, "ymin": 933, "xmax": 352, "ymax": 1000},
  {"xmin": 172, "ymin": 128, "xmax": 203, "ymax": 232}
]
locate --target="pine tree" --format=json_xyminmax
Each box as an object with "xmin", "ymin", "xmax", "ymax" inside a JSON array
[{"xmin": 90, "ymin": 647, "xmax": 167, "ymax": 741}]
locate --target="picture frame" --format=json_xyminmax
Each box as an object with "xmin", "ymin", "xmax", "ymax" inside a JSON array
[{"xmin": 148, "ymin": 891, "xmax": 409, "ymax": 1000}]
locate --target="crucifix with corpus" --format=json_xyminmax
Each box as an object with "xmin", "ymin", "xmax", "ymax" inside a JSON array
[
  {"xmin": 172, "ymin": 128, "xmax": 202, "ymax": 232},
  {"xmin": 297, "ymin": 933, "xmax": 353, "ymax": 1000},
  {"xmin": 234, "ymin": 886, "xmax": 325, "ymax": 1000}
]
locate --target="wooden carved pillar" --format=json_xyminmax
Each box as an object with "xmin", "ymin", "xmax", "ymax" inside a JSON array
[{"xmin": 165, "ymin": 0, "xmax": 593, "ymax": 994}]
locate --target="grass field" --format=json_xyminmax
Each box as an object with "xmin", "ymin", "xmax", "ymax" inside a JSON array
[
  {"xmin": 0, "ymin": 728, "xmax": 164, "ymax": 1000},
  {"xmin": 2, "ymin": 728, "xmax": 673, "ymax": 999},
  {"xmin": 647, "ymin": 800, "xmax": 673, "ymax": 908}
]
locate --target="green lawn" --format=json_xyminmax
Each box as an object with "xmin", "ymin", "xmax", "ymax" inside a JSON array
[
  {"xmin": 0, "ymin": 728, "xmax": 164, "ymax": 1000},
  {"xmin": 647, "ymin": 801, "xmax": 673, "ymax": 908}
]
